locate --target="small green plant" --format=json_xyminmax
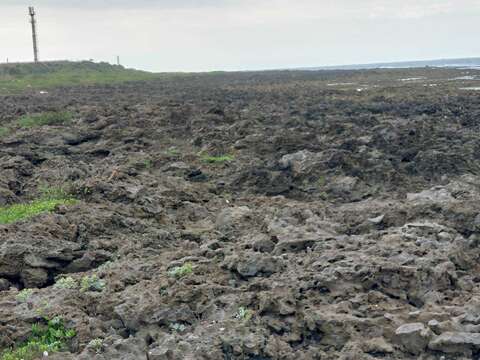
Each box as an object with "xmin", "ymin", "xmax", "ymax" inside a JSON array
[
  {"xmin": 80, "ymin": 185, "xmax": 93, "ymax": 196},
  {"xmin": 87, "ymin": 338, "xmax": 104, "ymax": 354},
  {"xmin": 159, "ymin": 286, "xmax": 168, "ymax": 296},
  {"xmin": 166, "ymin": 147, "xmax": 180, "ymax": 156},
  {"xmin": 80, "ymin": 275, "xmax": 106, "ymax": 292},
  {"xmin": 18, "ymin": 111, "xmax": 72, "ymax": 128},
  {"xmin": 169, "ymin": 323, "xmax": 187, "ymax": 333},
  {"xmin": 235, "ymin": 307, "xmax": 253, "ymax": 321},
  {"xmin": 1, "ymin": 316, "xmax": 75, "ymax": 360},
  {"xmin": 0, "ymin": 127, "xmax": 10, "ymax": 138},
  {"xmin": 97, "ymin": 261, "xmax": 113, "ymax": 272},
  {"xmin": 144, "ymin": 159, "xmax": 153, "ymax": 169},
  {"xmin": 202, "ymin": 154, "xmax": 234, "ymax": 164},
  {"xmin": 53, "ymin": 277, "xmax": 77, "ymax": 290},
  {"xmin": 317, "ymin": 176, "xmax": 326, "ymax": 187},
  {"xmin": 318, "ymin": 191, "xmax": 328, "ymax": 200},
  {"xmin": 15, "ymin": 289, "xmax": 33, "ymax": 303},
  {"xmin": 168, "ymin": 263, "xmax": 193, "ymax": 279}
]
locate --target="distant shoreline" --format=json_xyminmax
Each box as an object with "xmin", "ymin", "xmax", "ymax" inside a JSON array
[{"xmin": 296, "ymin": 57, "xmax": 480, "ymax": 71}]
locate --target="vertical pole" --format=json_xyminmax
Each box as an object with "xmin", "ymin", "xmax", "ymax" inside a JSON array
[
  {"xmin": 117, "ymin": 56, "xmax": 120, "ymax": 66},
  {"xmin": 29, "ymin": 7, "xmax": 39, "ymax": 63}
]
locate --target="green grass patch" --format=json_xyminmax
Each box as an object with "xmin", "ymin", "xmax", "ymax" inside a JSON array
[
  {"xmin": 0, "ymin": 127, "xmax": 10, "ymax": 138},
  {"xmin": 0, "ymin": 188, "xmax": 77, "ymax": 225},
  {"xmin": 18, "ymin": 111, "xmax": 72, "ymax": 128},
  {"xmin": 143, "ymin": 159, "xmax": 153, "ymax": 169},
  {"xmin": 1, "ymin": 316, "xmax": 75, "ymax": 360},
  {"xmin": 202, "ymin": 154, "xmax": 234, "ymax": 164},
  {"xmin": 0, "ymin": 198, "xmax": 76, "ymax": 224}
]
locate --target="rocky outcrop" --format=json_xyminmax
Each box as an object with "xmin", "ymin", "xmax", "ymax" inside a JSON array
[{"xmin": 2, "ymin": 67, "xmax": 480, "ymax": 359}]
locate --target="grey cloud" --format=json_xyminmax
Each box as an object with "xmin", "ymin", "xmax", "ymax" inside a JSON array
[{"xmin": 2, "ymin": 0, "xmax": 479, "ymax": 72}]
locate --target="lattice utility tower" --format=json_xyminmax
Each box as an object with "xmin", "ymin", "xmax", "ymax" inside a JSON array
[{"xmin": 28, "ymin": 6, "xmax": 39, "ymax": 63}]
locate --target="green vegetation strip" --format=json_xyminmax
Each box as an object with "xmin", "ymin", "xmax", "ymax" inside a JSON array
[
  {"xmin": 1, "ymin": 317, "xmax": 75, "ymax": 360},
  {"xmin": 0, "ymin": 197, "xmax": 77, "ymax": 225},
  {"xmin": 18, "ymin": 111, "xmax": 72, "ymax": 128},
  {"xmin": 0, "ymin": 111, "xmax": 72, "ymax": 139},
  {"xmin": 0, "ymin": 61, "xmax": 156, "ymax": 93}
]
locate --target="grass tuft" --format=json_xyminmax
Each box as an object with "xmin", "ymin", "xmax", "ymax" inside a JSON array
[
  {"xmin": 87, "ymin": 338, "xmax": 104, "ymax": 354},
  {"xmin": 80, "ymin": 275, "xmax": 106, "ymax": 292},
  {"xmin": 202, "ymin": 154, "xmax": 234, "ymax": 164},
  {"xmin": 168, "ymin": 263, "xmax": 193, "ymax": 278},
  {"xmin": 15, "ymin": 289, "xmax": 34, "ymax": 303},
  {"xmin": 235, "ymin": 306, "xmax": 253, "ymax": 321},
  {"xmin": 18, "ymin": 111, "xmax": 72, "ymax": 128},
  {"xmin": 53, "ymin": 277, "xmax": 77, "ymax": 290}
]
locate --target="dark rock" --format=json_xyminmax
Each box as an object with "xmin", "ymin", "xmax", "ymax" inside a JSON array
[{"xmin": 429, "ymin": 332, "xmax": 480, "ymax": 355}]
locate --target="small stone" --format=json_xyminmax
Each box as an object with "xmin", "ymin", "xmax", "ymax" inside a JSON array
[
  {"xmin": 224, "ymin": 253, "xmax": 283, "ymax": 278},
  {"xmin": 362, "ymin": 337, "xmax": 394, "ymax": 354},
  {"xmin": 395, "ymin": 323, "xmax": 432, "ymax": 355},
  {"xmin": 252, "ymin": 236, "xmax": 275, "ymax": 253},
  {"xmin": 408, "ymin": 310, "xmax": 421, "ymax": 318},
  {"xmin": 384, "ymin": 313, "xmax": 396, "ymax": 322},
  {"xmin": 148, "ymin": 347, "xmax": 173, "ymax": 360},
  {"xmin": 216, "ymin": 206, "xmax": 252, "ymax": 231},
  {"xmin": 438, "ymin": 231, "xmax": 453, "ymax": 242},
  {"xmin": 428, "ymin": 319, "xmax": 441, "ymax": 334},
  {"xmin": 368, "ymin": 215, "xmax": 385, "ymax": 225}
]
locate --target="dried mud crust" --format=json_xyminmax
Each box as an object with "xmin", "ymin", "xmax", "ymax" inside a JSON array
[{"xmin": 1, "ymin": 68, "xmax": 480, "ymax": 359}]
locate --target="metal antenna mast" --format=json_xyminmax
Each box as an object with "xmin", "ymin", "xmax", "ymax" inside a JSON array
[{"xmin": 28, "ymin": 6, "xmax": 39, "ymax": 63}]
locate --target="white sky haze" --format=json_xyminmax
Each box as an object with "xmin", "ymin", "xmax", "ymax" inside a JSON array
[{"xmin": 1, "ymin": 0, "xmax": 479, "ymax": 71}]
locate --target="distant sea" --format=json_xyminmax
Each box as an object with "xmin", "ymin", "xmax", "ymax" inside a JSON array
[{"xmin": 299, "ymin": 58, "xmax": 480, "ymax": 71}]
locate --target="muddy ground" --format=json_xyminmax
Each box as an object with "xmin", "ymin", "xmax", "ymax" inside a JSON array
[{"xmin": 2, "ymin": 67, "xmax": 480, "ymax": 359}]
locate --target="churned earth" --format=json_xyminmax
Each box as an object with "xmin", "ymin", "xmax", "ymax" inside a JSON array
[{"xmin": 1, "ymin": 67, "xmax": 480, "ymax": 359}]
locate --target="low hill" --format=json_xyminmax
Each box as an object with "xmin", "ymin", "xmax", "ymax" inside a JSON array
[{"xmin": 0, "ymin": 60, "xmax": 155, "ymax": 92}]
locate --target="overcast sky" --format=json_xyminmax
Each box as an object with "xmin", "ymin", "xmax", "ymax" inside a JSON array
[{"xmin": 1, "ymin": 0, "xmax": 479, "ymax": 72}]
